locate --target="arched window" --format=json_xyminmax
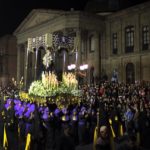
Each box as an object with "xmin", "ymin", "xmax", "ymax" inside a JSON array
[{"xmin": 126, "ymin": 63, "xmax": 135, "ymax": 84}]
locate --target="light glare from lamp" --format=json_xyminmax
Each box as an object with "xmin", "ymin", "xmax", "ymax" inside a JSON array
[
  {"xmin": 80, "ymin": 64, "xmax": 88, "ymax": 70},
  {"xmin": 80, "ymin": 65, "xmax": 84, "ymax": 70},
  {"xmin": 68, "ymin": 64, "xmax": 76, "ymax": 70},
  {"xmin": 84, "ymin": 64, "xmax": 88, "ymax": 69},
  {"xmin": 71, "ymin": 64, "xmax": 76, "ymax": 69},
  {"xmin": 68, "ymin": 65, "xmax": 72, "ymax": 70}
]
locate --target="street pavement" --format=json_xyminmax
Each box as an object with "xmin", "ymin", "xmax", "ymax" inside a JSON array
[{"xmin": 76, "ymin": 143, "xmax": 93, "ymax": 150}]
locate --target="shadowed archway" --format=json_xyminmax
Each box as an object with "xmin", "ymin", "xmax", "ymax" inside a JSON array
[{"xmin": 126, "ymin": 63, "xmax": 135, "ymax": 84}]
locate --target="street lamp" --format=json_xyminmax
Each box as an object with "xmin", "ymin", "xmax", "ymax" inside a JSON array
[
  {"xmin": 79, "ymin": 64, "xmax": 88, "ymax": 71},
  {"xmin": 67, "ymin": 64, "xmax": 76, "ymax": 71},
  {"xmin": 67, "ymin": 63, "xmax": 88, "ymax": 85}
]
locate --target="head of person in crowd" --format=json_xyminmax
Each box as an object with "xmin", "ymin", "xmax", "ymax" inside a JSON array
[
  {"xmin": 5, "ymin": 98, "xmax": 13, "ymax": 109},
  {"xmin": 96, "ymin": 125, "xmax": 110, "ymax": 150},
  {"xmin": 54, "ymin": 108, "xmax": 61, "ymax": 117},
  {"xmin": 72, "ymin": 108, "xmax": 77, "ymax": 115},
  {"xmin": 99, "ymin": 126, "xmax": 108, "ymax": 139}
]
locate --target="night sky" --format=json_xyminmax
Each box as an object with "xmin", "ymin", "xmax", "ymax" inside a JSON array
[{"xmin": 0, "ymin": 0, "xmax": 149, "ymax": 37}]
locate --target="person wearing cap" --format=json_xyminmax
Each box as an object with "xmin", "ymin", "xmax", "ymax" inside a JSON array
[
  {"xmin": 0, "ymin": 107, "xmax": 4, "ymax": 147},
  {"xmin": 3, "ymin": 99, "xmax": 18, "ymax": 150},
  {"xmin": 23, "ymin": 103, "xmax": 35, "ymax": 149},
  {"xmin": 46, "ymin": 111, "xmax": 56, "ymax": 150},
  {"xmin": 78, "ymin": 108, "xmax": 87, "ymax": 145},
  {"xmin": 70, "ymin": 108, "xmax": 79, "ymax": 145},
  {"xmin": 96, "ymin": 126, "xmax": 110, "ymax": 150},
  {"xmin": 53, "ymin": 108, "xmax": 62, "ymax": 147},
  {"xmin": 109, "ymin": 108, "xmax": 123, "ymax": 139},
  {"xmin": 124, "ymin": 105, "xmax": 135, "ymax": 134},
  {"xmin": 17, "ymin": 102, "xmax": 26, "ymax": 150},
  {"xmin": 40, "ymin": 106, "xmax": 50, "ymax": 149},
  {"xmin": 89, "ymin": 109, "xmax": 97, "ymax": 143},
  {"xmin": 27, "ymin": 103, "xmax": 42, "ymax": 150},
  {"xmin": 61, "ymin": 107, "xmax": 70, "ymax": 134}
]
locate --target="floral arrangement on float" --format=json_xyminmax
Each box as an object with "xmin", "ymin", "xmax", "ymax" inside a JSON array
[
  {"xmin": 28, "ymin": 72, "xmax": 59, "ymax": 97},
  {"xmin": 20, "ymin": 71, "xmax": 82, "ymax": 104},
  {"xmin": 28, "ymin": 71, "xmax": 80, "ymax": 97},
  {"xmin": 8, "ymin": 72, "xmax": 81, "ymax": 106},
  {"xmin": 58, "ymin": 72, "xmax": 79, "ymax": 95}
]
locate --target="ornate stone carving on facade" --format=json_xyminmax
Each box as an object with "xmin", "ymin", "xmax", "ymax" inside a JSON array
[
  {"xmin": 27, "ymin": 33, "xmax": 52, "ymax": 52},
  {"xmin": 52, "ymin": 31, "xmax": 75, "ymax": 51},
  {"xmin": 27, "ymin": 31, "xmax": 75, "ymax": 52}
]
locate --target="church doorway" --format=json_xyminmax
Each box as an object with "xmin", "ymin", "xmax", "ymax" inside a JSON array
[{"xmin": 126, "ymin": 63, "xmax": 135, "ymax": 84}]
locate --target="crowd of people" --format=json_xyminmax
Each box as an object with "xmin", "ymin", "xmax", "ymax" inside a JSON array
[
  {"xmin": 81, "ymin": 81, "xmax": 150, "ymax": 150},
  {"xmin": 0, "ymin": 80, "xmax": 150, "ymax": 150}
]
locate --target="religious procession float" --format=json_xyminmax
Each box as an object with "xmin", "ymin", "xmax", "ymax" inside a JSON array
[{"xmin": 19, "ymin": 71, "xmax": 81, "ymax": 108}]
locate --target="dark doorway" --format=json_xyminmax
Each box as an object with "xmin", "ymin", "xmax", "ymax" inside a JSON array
[
  {"xmin": 37, "ymin": 47, "xmax": 45, "ymax": 79},
  {"xmin": 126, "ymin": 63, "xmax": 135, "ymax": 84}
]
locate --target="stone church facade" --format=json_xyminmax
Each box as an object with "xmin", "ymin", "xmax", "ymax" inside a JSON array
[
  {"xmin": 14, "ymin": 2, "xmax": 150, "ymax": 88},
  {"xmin": 104, "ymin": 2, "xmax": 150, "ymax": 83}
]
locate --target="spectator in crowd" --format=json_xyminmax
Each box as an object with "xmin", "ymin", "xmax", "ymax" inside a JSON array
[{"xmin": 96, "ymin": 126, "xmax": 110, "ymax": 150}]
